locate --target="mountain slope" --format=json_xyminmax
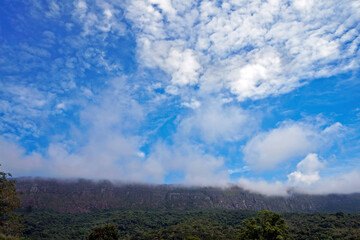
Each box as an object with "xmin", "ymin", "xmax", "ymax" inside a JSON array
[{"xmin": 16, "ymin": 178, "xmax": 360, "ymax": 213}]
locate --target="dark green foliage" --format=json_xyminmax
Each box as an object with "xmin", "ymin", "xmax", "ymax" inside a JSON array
[
  {"xmin": 0, "ymin": 165, "xmax": 22, "ymax": 238},
  {"xmin": 284, "ymin": 212, "xmax": 360, "ymax": 239},
  {"xmin": 128, "ymin": 220, "xmax": 242, "ymax": 240},
  {"xmin": 238, "ymin": 210, "xmax": 289, "ymax": 240},
  {"xmin": 88, "ymin": 224, "xmax": 120, "ymax": 240},
  {"xmin": 18, "ymin": 208, "xmax": 360, "ymax": 240},
  {"xmin": 20, "ymin": 208, "xmax": 255, "ymax": 239},
  {"xmin": 0, "ymin": 233, "xmax": 22, "ymax": 240},
  {"xmin": 185, "ymin": 237, "xmax": 201, "ymax": 240},
  {"xmin": 0, "ymin": 166, "xmax": 21, "ymax": 217}
]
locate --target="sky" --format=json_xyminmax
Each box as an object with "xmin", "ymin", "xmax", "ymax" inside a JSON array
[{"xmin": 0, "ymin": 0, "xmax": 360, "ymax": 196}]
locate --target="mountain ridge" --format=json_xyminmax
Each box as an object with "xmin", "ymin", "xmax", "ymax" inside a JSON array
[{"xmin": 16, "ymin": 177, "xmax": 360, "ymax": 213}]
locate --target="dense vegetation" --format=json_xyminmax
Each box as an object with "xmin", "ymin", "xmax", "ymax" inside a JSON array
[
  {"xmin": 238, "ymin": 210, "xmax": 289, "ymax": 240},
  {"xmin": 283, "ymin": 212, "xmax": 360, "ymax": 240},
  {"xmin": 0, "ymin": 165, "xmax": 22, "ymax": 239},
  {"xmin": 88, "ymin": 224, "xmax": 120, "ymax": 240},
  {"xmin": 18, "ymin": 208, "xmax": 360, "ymax": 239}
]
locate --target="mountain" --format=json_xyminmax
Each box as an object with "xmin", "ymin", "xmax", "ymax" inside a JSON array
[{"xmin": 16, "ymin": 177, "xmax": 360, "ymax": 213}]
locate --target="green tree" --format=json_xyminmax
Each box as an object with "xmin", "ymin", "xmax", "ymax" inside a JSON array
[
  {"xmin": 0, "ymin": 165, "xmax": 22, "ymax": 237},
  {"xmin": 88, "ymin": 224, "xmax": 120, "ymax": 240},
  {"xmin": 239, "ymin": 210, "xmax": 289, "ymax": 240},
  {"xmin": 185, "ymin": 237, "xmax": 201, "ymax": 240}
]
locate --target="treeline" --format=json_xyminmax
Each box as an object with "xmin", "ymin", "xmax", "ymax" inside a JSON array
[
  {"xmin": 284, "ymin": 212, "xmax": 360, "ymax": 239},
  {"xmin": 18, "ymin": 208, "xmax": 360, "ymax": 239}
]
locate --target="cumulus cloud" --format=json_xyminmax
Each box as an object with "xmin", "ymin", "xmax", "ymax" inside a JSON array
[
  {"xmin": 243, "ymin": 120, "xmax": 343, "ymax": 170},
  {"xmin": 287, "ymin": 153, "xmax": 325, "ymax": 185}
]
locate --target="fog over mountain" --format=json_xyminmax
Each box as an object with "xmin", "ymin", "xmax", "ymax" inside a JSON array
[{"xmin": 16, "ymin": 178, "xmax": 360, "ymax": 214}]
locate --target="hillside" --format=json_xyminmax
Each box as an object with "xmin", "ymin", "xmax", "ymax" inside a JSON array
[{"xmin": 16, "ymin": 178, "xmax": 360, "ymax": 213}]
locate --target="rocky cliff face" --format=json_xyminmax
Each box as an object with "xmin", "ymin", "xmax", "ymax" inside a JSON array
[{"xmin": 16, "ymin": 178, "xmax": 360, "ymax": 213}]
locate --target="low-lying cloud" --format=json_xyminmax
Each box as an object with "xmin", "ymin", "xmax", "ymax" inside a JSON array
[{"xmin": 239, "ymin": 169, "xmax": 360, "ymax": 196}]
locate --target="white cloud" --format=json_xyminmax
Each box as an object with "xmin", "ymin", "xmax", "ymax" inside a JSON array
[
  {"xmin": 243, "ymin": 121, "xmax": 343, "ymax": 170},
  {"xmin": 287, "ymin": 153, "xmax": 325, "ymax": 185},
  {"xmin": 125, "ymin": 0, "xmax": 360, "ymax": 101},
  {"xmin": 0, "ymin": 138, "xmax": 45, "ymax": 176},
  {"xmin": 181, "ymin": 98, "xmax": 201, "ymax": 109},
  {"xmin": 0, "ymin": 77, "xmax": 149, "ymax": 181},
  {"xmin": 238, "ymin": 168, "xmax": 360, "ymax": 196},
  {"xmin": 293, "ymin": 0, "xmax": 314, "ymax": 12},
  {"xmin": 238, "ymin": 153, "xmax": 360, "ymax": 196},
  {"xmin": 149, "ymin": 0, "xmax": 176, "ymax": 16},
  {"xmin": 228, "ymin": 166, "xmax": 249, "ymax": 175},
  {"xmin": 137, "ymin": 39, "xmax": 202, "ymax": 87},
  {"xmin": 48, "ymin": 135, "xmax": 143, "ymax": 180},
  {"xmin": 0, "ymin": 76, "xmax": 231, "ymax": 185},
  {"xmin": 178, "ymin": 100, "xmax": 257, "ymax": 143},
  {"xmin": 182, "ymin": 153, "xmax": 229, "ymax": 186},
  {"xmin": 287, "ymin": 171, "xmax": 320, "ymax": 185},
  {"xmin": 226, "ymin": 49, "xmax": 283, "ymax": 100},
  {"xmin": 295, "ymin": 153, "xmax": 325, "ymax": 173},
  {"xmin": 301, "ymin": 170, "xmax": 360, "ymax": 195},
  {"xmin": 238, "ymin": 178, "xmax": 289, "ymax": 196},
  {"xmin": 72, "ymin": 0, "xmax": 126, "ymax": 36},
  {"xmin": 146, "ymin": 141, "xmax": 230, "ymax": 186},
  {"xmin": 168, "ymin": 48, "xmax": 202, "ymax": 86},
  {"xmin": 0, "ymin": 135, "xmax": 147, "ymax": 182},
  {"xmin": 0, "ymin": 82, "xmax": 55, "ymax": 138},
  {"xmin": 46, "ymin": 0, "xmax": 61, "ymax": 18}
]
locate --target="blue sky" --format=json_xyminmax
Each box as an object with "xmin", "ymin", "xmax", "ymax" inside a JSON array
[{"xmin": 1, "ymin": 0, "xmax": 360, "ymax": 195}]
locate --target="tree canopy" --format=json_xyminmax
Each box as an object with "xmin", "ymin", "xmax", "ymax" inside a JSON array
[
  {"xmin": 239, "ymin": 210, "xmax": 289, "ymax": 240},
  {"xmin": 0, "ymin": 165, "xmax": 22, "ymax": 237},
  {"xmin": 0, "ymin": 166, "xmax": 20, "ymax": 218},
  {"xmin": 88, "ymin": 224, "xmax": 120, "ymax": 240}
]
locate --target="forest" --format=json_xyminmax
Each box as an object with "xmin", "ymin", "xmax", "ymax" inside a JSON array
[{"xmin": 3, "ymin": 208, "xmax": 358, "ymax": 239}]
